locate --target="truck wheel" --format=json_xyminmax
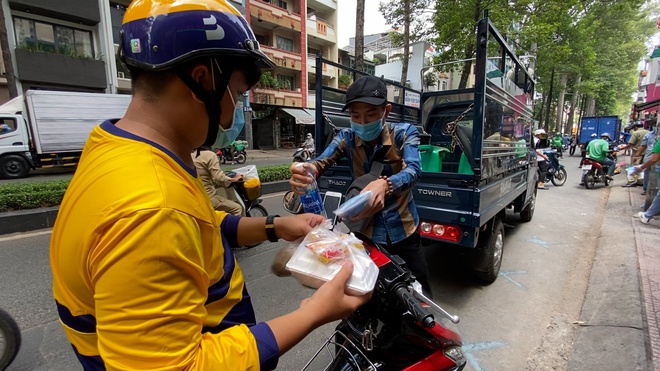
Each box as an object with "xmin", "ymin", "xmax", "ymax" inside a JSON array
[
  {"xmin": 472, "ymin": 218, "xmax": 504, "ymax": 284},
  {"xmin": 551, "ymin": 168, "xmax": 567, "ymax": 186},
  {"xmin": 0, "ymin": 155, "xmax": 30, "ymax": 179},
  {"xmin": 519, "ymin": 189, "xmax": 536, "ymax": 223}
]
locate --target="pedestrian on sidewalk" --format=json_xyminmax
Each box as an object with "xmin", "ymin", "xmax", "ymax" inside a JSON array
[
  {"xmin": 634, "ymin": 125, "xmax": 657, "ymax": 197},
  {"xmin": 618, "ymin": 122, "xmax": 650, "ymax": 187},
  {"xmin": 634, "ymin": 135, "xmax": 660, "ymax": 224}
]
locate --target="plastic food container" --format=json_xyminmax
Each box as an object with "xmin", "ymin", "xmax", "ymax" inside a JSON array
[{"xmin": 285, "ymin": 227, "xmax": 378, "ymax": 295}]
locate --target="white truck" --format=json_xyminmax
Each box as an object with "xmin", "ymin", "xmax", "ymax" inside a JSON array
[{"xmin": 0, "ymin": 90, "xmax": 131, "ymax": 178}]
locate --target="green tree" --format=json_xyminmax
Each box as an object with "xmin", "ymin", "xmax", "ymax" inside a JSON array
[{"xmin": 431, "ymin": 0, "xmax": 528, "ymax": 88}]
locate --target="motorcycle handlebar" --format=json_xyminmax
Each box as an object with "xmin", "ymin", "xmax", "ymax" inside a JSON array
[{"xmin": 394, "ymin": 286, "xmax": 435, "ymax": 328}]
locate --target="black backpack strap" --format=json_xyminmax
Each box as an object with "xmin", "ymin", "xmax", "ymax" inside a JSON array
[{"xmin": 341, "ymin": 145, "xmax": 390, "ymax": 232}]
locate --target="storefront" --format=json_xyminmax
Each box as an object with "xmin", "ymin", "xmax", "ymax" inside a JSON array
[
  {"xmin": 280, "ymin": 108, "xmax": 316, "ymax": 148},
  {"xmin": 250, "ymin": 106, "xmax": 316, "ymax": 149},
  {"xmin": 635, "ymin": 98, "xmax": 660, "ymax": 128}
]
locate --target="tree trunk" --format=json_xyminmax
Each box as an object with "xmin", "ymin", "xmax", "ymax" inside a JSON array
[
  {"xmin": 566, "ymin": 75, "xmax": 581, "ymax": 134},
  {"xmin": 399, "ymin": 0, "xmax": 410, "ymax": 87},
  {"xmin": 538, "ymin": 92, "xmax": 546, "ymax": 124},
  {"xmin": 555, "ymin": 73, "xmax": 568, "ymax": 133},
  {"xmin": 586, "ymin": 96, "xmax": 595, "ymax": 117},
  {"xmin": 0, "ymin": 3, "xmax": 19, "ymax": 98},
  {"xmin": 458, "ymin": 48, "xmax": 473, "ymax": 89},
  {"xmin": 355, "ymin": 0, "xmax": 365, "ymax": 72},
  {"xmin": 544, "ymin": 69, "xmax": 554, "ymax": 131},
  {"xmin": 459, "ymin": 0, "xmax": 481, "ymax": 89}
]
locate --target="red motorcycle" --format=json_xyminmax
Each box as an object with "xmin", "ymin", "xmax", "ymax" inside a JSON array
[
  {"xmin": 581, "ymin": 156, "xmax": 613, "ymax": 189},
  {"xmin": 303, "ymin": 232, "xmax": 466, "ymax": 371}
]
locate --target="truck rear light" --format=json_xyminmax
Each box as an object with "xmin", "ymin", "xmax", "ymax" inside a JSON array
[{"xmin": 419, "ymin": 221, "xmax": 461, "ymax": 242}]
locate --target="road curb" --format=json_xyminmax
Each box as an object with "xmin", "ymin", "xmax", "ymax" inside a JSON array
[
  {"xmin": 0, "ymin": 180, "xmax": 292, "ymax": 236},
  {"xmin": 0, "ymin": 206, "xmax": 59, "ymax": 235}
]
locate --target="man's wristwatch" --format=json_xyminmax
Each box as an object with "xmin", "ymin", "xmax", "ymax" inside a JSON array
[{"xmin": 265, "ymin": 215, "xmax": 280, "ymax": 242}]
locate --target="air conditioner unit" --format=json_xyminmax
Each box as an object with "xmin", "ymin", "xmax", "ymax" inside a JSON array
[{"xmin": 117, "ymin": 72, "xmax": 125, "ymax": 79}]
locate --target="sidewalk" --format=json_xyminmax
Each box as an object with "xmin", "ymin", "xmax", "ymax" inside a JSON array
[
  {"xmin": 567, "ymin": 179, "xmax": 660, "ymax": 370},
  {"xmin": 245, "ymin": 148, "xmax": 297, "ymax": 161},
  {"xmin": 630, "ymin": 188, "xmax": 660, "ymax": 370}
]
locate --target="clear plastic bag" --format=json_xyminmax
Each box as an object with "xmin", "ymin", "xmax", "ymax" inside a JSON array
[
  {"xmin": 285, "ymin": 225, "xmax": 378, "ymax": 295},
  {"xmin": 333, "ymin": 191, "xmax": 372, "ymax": 219},
  {"xmin": 234, "ymin": 165, "xmax": 261, "ymax": 201}
]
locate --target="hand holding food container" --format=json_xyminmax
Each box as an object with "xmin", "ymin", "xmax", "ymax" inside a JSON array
[{"xmin": 285, "ymin": 224, "xmax": 378, "ymax": 296}]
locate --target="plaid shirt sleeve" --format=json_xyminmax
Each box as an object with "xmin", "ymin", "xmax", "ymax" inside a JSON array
[
  {"xmin": 388, "ymin": 124, "xmax": 421, "ymax": 194},
  {"xmin": 311, "ymin": 129, "xmax": 350, "ymax": 177}
]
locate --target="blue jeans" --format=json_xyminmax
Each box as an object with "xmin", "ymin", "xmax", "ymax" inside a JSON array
[
  {"xmin": 643, "ymin": 191, "xmax": 660, "ymax": 219},
  {"xmin": 643, "ymin": 168, "xmax": 649, "ymax": 191},
  {"xmin": 597, "ymin": 157, "xmax": 615, "ymax": 176}
]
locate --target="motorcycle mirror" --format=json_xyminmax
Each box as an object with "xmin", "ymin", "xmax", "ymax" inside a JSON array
[{"xmin": 283, "ymin": 191, "xmax": 303, "ymax": 214}]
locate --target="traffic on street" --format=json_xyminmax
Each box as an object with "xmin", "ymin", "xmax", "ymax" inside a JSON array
[{"xmin": 0, "ymin": 155, "xmax": 653, "ymax": 370}]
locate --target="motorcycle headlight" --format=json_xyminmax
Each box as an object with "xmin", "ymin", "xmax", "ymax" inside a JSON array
[{"xmin": 444, "ymin": 346, "xmax": 467, "ymax": 367}]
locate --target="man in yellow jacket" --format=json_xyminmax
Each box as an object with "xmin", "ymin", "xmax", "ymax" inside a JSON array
[{"xmin": 49, "ymin": 1, "xmax": 371, "ymax": 369}]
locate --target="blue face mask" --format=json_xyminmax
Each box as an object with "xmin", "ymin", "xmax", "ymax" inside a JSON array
[
  {"xmin": 351, "ymin": 113, "xmax": 384, "ymax": 142},
  {"xmin": 213, "ymin": 88, "xmax": 245, "ymax": 148}
]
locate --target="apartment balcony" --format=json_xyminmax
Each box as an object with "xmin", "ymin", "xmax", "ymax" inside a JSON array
[
  {"xmin": 252, "ymin": 87, "xmax": 303, "ymax": 107},
  {"xmin": 262, "ymin": 45, "xmax": 302, "ymax": 71},
  {"xmin": 307, "ymin": 54, "xmax": 336, "ymax": 79},
  {"xmin": 250, "ymin": 0, "xmax": 302, "ymax": 33},
  {"xmin": 306, "ymin": 16, "xmax": 336, "ymax": 44},
  {"xmin": 14, "ymin": 48, "xmax": 107, "ymax": 89},
  {"xmin": 307, "ymin": 0, "xmax": 337, "ymax": 12}
]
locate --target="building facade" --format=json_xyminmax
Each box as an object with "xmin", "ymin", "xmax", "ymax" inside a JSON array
[
  {"xmin": 0, "ymin": 0, "xmax": 340, "ymax": 149},
  {"xmin": 634, "ymin": 47, "xmax": 660, "ymax": 126},
  {"xmin": 244, "ymin": 0, "xmax": 339, "ymax": 149},
  {"xmin": 0, "ymin": 0, "xmax": 131, "ymax": 100}
]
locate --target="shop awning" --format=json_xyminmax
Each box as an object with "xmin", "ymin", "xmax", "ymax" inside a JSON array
[
  {"xmin": 634, "ymin": 98, "xmax": 660, "ymax": 112},
  {"xmin": 281, "ymin": 108, "xmax": 316, "ymax": 125}
]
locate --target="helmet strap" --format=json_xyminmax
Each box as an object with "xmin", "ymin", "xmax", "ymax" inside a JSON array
[{"xmin": 174, "ymin": 60, "xmax": 233, "ymax": 147}]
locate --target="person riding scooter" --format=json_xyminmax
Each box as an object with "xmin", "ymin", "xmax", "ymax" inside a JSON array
[
  {"xmin": 302, "ymin": 133, "xmax": 315, "ymax": 159},
  {"xmin": 585, "ymin": 133, "xmax": 615, "ymax": 181},
  {"xmin": 193, "ymin": 147, "xmax": 244, "ymax": 216}
]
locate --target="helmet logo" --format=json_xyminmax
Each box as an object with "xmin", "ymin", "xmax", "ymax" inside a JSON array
[
  {"xmin": 203, "ymin": 15, "xmax": 225, "ymax": 41},
  {"xmin": 130, "ymin": 39, "xmax": 141, "ymax": 53}
]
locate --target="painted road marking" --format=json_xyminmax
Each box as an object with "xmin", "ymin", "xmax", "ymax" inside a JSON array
[
  {"xmin": 527, "ymin": 236, "xmax": 551, "ymax": 249},
  {"xmin": 0, "ymin": 229, "xmax": 52, "ymax": 243},
  {"xmin": 499, "ymin": 270, "xmax": 527, "ymax": 289},
  {"xmin": 462, "ymin": 341, "xmax": 508, "ymax": 371}
]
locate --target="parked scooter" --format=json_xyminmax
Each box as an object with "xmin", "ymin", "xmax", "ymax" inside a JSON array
[
  {"xmin": 542, "ymin": 149, "xmax": 567, "ymax": 186},
  {"xmin": 0, "ymin": 308, "xmax": 21, "ymax": 370},
  {"xmin": 283, "ymin": 194, "xmax": 466, "ymax": 371},
  {"xmin": 216, "ymin": 141, "xmax": 247, "ymax": 164}
]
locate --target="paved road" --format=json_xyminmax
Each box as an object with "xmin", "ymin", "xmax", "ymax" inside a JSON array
[{"xmin": 0, "ymin": 155, "xmax": 628, "ymax": 370}]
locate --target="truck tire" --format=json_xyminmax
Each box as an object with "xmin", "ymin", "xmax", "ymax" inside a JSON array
[
  {"xmin": 519, "ymin": 188, "xmax": 536, "ymax": 223},
  {"xmin": 472, "ymin": 217, "xmax": 504, "ymax": 284},
  {"xmin": 0, "ymin": 155, "xmax": 30, "ymax": 179}
]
